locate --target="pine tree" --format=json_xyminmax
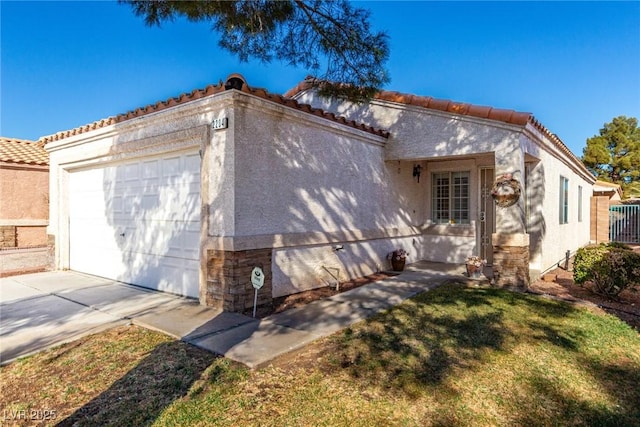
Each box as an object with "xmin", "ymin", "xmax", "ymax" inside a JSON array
[
  {"xmin": 583, "ymin": 116, "xmax": 640, "ymax": 197},
  {"xmin": 121, "ymin": 0, "xmax": 390, "ymax": 102}
]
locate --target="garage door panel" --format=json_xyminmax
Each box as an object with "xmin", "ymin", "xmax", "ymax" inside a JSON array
[
  {"xmin": 69, "ymin": 151, "xmax": 201, "ymax": 298},
  {"xmin": 71, "ymin": 192, "xmax": 105, "ymax": 219},
  {"xmin": 162, "ymin": 156, "xmax": 181, "ymax": 176},
  {"xmin": 112, "ymin": 196, "xmax": 124, "ymax": 215},
  {"xmin": 119, "ymin": 220, "xmax": 200, "ymax": 259},
  {"xmin": 158, "ymin": 258, "xmax": 199, "ymax": 297},
  {"xmin": 183, "ymin": 222, "xmax": 200, "ymax": 259},
  {"xmin": 141, "ymin": 193, "xmax": 158, "ymax": 211},
  {"xmin": 184, "ymin": 153, "xmax": 200, "ymax": 170},
  {"xmin": 70, "ymin": 232, "xmax": 126, "ymax": 281},
  {"xmin": 123, "ymin": 163, "xmax": 140, "ymax": 182},
  {"xmin": 122, "ymin": 195, "xmax": 138, "ymax": 217},
  {"xmin": 117, "ymin": 253, "xmax": 198, "ymax": 296},
  {"xmin": 142, "ymin": 159, "xmax": 159, "ymax": 179},
  {"xmin": 72, "ymin": 218, "xmax": 122, "ymax": 248}
]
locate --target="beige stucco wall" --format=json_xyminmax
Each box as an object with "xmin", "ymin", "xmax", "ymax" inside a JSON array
[
  {"xmin": 0, "ymin": 164, "xmax": 49, "ymax": 246},
  {"xmin": 226, "ymin": 95, "xmax": 419, "ymax": 296},
  {"xmin": 0, "ymin": 164, "xmax": 49, "ymax": 220},
  {"xmin": 296, "ymin": 90, "xmax": 594, "ymax": 277}
]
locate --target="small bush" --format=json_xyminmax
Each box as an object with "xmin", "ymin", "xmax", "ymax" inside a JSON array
[
  {"xmin": 573, "ymin": 245, "xmax": 608, "ymax": 285},
  {"xmin": 604, "ymin": 241, "xmax": 633, "ymax": 250},
  {"xmin": 573, "ymin": 244, "xmax": 640, "ymax": 297}
]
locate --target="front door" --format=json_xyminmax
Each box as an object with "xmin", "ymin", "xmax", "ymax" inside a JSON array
[{"xmin": 479, "ymin": 168, "xmax": 495, "ymax": 265}]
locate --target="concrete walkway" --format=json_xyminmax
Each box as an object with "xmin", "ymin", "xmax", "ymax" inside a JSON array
[{"xmin": 1, "ymin": 262, "xmax": 476, "ymax": 368}]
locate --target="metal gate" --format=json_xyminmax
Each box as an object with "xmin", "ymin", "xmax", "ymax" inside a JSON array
[{"xmin": 609, "ymin": 205, "xmax": 640, "ymax": 243}]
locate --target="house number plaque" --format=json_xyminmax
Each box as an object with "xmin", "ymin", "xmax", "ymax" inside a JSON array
[{"xmin": 211, "ymin": 117, "xmax": 228, "ymax": 130}]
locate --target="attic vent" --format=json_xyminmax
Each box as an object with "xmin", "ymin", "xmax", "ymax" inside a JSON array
[{"xmin": 225, "ymin": 74, "xmax": 246, "ymax": 91}]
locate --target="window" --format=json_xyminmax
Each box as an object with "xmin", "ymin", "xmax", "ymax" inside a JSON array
[
  {"xmin": 559, "ymin": 176, "xmax": 569, "ymax": 224},
  {"xmin": 432, "ymin": 171, "xmax": 470, "ymax": 224},
  {"xmin": 578, "ymin": 185, "xmax": 583, "ymax": 222}
]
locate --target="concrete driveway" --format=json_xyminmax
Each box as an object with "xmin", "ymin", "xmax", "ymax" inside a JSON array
[{"xmin": 0, "ymin": 271, "xmax": 253, "ymax": 365}]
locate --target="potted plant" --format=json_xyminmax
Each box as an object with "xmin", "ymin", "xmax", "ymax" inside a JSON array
[
  {"xmin": 388, "ymin": 248, "xmax": 409, "ymax": 271},
  {"xmin": 465, "ymin": 256, "xmax": 486, "ymax": 278}
]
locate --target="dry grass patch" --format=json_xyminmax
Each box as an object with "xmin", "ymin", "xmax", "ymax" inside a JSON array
[
  {"xmin": 1, "ymin": 325, "xmax": 216, "ymax": 426},
  {"xmin": 310, "ymin": 283, "xmax": 640, "ymax": 426},
  {"xmin": 2, "ymin": 283, "xmax": 639, "ymax": 426},
  {"xmin": 157, "ymin": 283, "xmax": 640, "ymax": 426}
]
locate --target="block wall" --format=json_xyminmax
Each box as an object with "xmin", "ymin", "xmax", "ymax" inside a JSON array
[{"xmin": 590, "ymin": 196, "xmax": 610, "ymax": 244}]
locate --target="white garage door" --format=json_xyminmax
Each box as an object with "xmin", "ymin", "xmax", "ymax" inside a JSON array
[{"xmin": 69, "ymin": 151, "xmax": 201, "ymax": 298}]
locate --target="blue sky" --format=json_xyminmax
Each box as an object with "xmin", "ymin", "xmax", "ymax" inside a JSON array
[{"xmin": 1, "ymin": 1, "xmax": 639, "ymax": 158}]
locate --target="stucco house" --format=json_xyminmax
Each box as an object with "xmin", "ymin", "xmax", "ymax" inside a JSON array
[
  {"xmin": 0, "ymin": 137, "xmax": 49, "ymax": 248},
  {"xmin": 43, "ymin": 74, "xmax": 594, "ymax": 312}
]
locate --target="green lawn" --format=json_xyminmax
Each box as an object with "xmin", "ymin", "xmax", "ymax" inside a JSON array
[{"xmin": 3, "ymin": 283, "xmax": 639, "ymax": 426}]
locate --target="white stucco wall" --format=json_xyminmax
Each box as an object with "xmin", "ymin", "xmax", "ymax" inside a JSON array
[
  {"xmin": 296, "ymin": 90, "xmax": 528, "ymax": 250},
  {"xmin": 295, "ymin": 89, "xmax": 595, "ymax": 277},
  {"xmin": 227, "ymin": 95, "xmax": 429, "ymax": 296},
  {"xmin": 45, "ymin": 83, "xmax": 594, "ymax": 301},
  {"xmin": 45, "ymin": 88, "xmax": 435, "ymax": 299},
  {"xmin": 297, "ymin": 91, "xmax": 529, "ymax": 233},
  {"xmin": 45, "ymin": 92, "xmax": 233, "ymax": 283},
  {"xmin": 521, "ymin": 128, "xmax": 593, "ymax": 276}
]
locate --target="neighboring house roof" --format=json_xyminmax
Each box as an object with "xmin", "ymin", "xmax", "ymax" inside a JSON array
[
  {"xmin": 593, "ymin": 180, "xmax": 623, "ymax": 199},
  {"xmin": 39, "ymin": 74, "xmax": 389, "ymax": 144},
  {"xmin": 619, "ymin": 198, "xmax": 640, "ymax": 205},
  {"xmin": 594, "ymin": 180, "xmax": 622, "ymax": 190},
  {"xmin": 284, "ymin": 78, "xmax": 593, "ymax": 182},
  {"xmin": 0, "ymin": 137, "xmax": 49, "ymax": 166}
]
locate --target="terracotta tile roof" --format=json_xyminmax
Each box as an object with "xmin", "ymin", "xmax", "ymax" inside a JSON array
[
  {"xmin": 284, "ymin": 78, "xmax": 593, "ymax": 181},
  {"xmin": 0, "ymin": 137, "xmax": 49, "ymax": 166},
  {"xmin": 39, "ymin": 74, "xmax": 389, "ymax": 144},
  {"xmin": 284, "ymin": 78, "xmax": 533, "ymax": 126},
  {"xmin": 526, "ymin": 116, "xmax": 592, "ymax": 181}
]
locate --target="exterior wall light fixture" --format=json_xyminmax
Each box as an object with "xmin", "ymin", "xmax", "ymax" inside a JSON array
[{"xmin": 413, "ymin": 164, "xmax": 422, "ymax": 182}]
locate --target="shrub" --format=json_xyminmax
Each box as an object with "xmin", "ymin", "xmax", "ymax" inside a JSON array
[
  {"xmin": 573, "ymin": 245, "xmax": 608, "ymax": 285},
  {"xmin": 604, "ymin": 241, "xmax": 633, "ymax": 250},
  {"xmin": 573, "ymin": 244, "xmax": 640, "ymax": 297}
]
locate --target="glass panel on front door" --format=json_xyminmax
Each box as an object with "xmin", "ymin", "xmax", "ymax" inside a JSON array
[{"xmin": 479, "ymin": 168, "xmax": 495, "ymax": 265}]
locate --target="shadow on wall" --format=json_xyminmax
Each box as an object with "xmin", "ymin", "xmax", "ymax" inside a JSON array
[
  {"xmin": 93, "ymin": 87, "xmax": 542, "ymax": 300},
  {"xmin": 223, "ymin": 93, "xmax": 535, "ymax": 294},
  {"xmin": 526, "ymin": 161, "xmax": 547, "ymax": 268},
  {"xmin": 225, "ymin": 105, "xmax": 424, "ymax": 294}
]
